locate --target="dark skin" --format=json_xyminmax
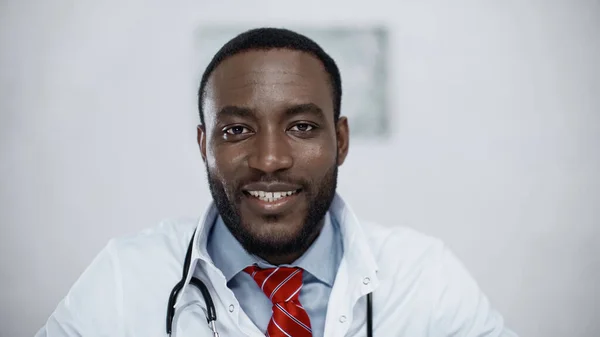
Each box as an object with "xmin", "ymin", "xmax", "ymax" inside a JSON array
[{"xmin": 197, "ymin": 49, "xmax": 349, "ymax": 265}]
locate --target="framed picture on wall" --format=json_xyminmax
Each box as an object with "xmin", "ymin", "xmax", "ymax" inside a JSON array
[{"xmin": 194, "ymin": 25, "xmax": 390, "ymax": 139}]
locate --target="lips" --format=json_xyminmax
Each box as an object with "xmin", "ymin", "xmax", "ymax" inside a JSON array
[
  {"xmin": 241, "ymin": 182, "xmax": 303, "ymax": 215},
  {"xmin": 246, "ymin": 190, "xmax": 300, "ymax": 202}
]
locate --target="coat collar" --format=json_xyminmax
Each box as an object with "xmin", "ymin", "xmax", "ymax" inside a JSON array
[{"xmin": 176, "ymin": 193, "xmax": 379, "ymax": 307}]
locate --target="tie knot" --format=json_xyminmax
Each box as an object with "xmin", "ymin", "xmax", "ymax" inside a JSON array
[{"xmin": 244, "ymin": 265, "xmax": 304, "ymax": 304}]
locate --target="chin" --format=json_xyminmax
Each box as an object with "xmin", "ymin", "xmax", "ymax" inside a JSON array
[
  {"xmin": 237, "ymin": 217, "xmax": 311, "ymax": 257},
  {"xmin": 247, "ymin": 218, "xmax": 304, "ymax": 241}
]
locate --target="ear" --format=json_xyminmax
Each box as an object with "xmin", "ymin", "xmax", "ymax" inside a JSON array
[
  {"xmin": 335, "ymin": 116, "xmax": 349, "ymax": 166},
  {"xmin": 197, "ymin": 124, "xmax": 207, "ymax": 162}
]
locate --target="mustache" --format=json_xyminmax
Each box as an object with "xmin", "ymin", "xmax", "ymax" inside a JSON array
[{"xmin": 205, "ymin": 164, "xmax": 308, "ymax": 188}]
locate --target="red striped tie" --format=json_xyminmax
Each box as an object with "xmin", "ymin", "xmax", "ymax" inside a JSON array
[{"xmin": 244, "ymin": 265, "xmax": 313, "ymax": 337}]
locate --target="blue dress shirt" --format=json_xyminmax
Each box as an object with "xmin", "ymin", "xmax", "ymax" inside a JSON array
[{"xmin": 207, "ymin": 213, "xmax": 343, "ymax": 337}]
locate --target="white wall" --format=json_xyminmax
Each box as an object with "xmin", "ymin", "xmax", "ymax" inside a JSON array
[{"xmin": 1, "ymin": 1, "xmax": 599, "ymax": 336}]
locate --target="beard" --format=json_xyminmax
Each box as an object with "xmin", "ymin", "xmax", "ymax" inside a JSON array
[{"xmin": 206, "ymin": 163, "xmax": 338, "ymax": 259}]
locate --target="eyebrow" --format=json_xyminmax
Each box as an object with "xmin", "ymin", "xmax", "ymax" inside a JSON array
[
  {"xmin": 284, "ymin": 103, "xmax": 326, "ymax": 120},
  {"xmin": 216, "ymin": 103, "xmax": 326, "ymax": 121},
  {"xmin": 216, "ymin": 106, "xmax": 256, "ymax": 120}
]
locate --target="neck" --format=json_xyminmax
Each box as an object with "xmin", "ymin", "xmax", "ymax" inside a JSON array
[{"xmin": 261, "ymin": 252, "xmax": 304, "ymax": 266}]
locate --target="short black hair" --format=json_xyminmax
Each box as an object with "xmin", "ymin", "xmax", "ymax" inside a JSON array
[{"xmin": 197, "ymin": 27, "xmax": 342, "ymax": 125}]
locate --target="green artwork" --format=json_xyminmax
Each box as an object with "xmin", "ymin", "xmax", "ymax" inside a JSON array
[{"xmin": 195, "ymin": 26, "xmax": 389, "ymax": 138}]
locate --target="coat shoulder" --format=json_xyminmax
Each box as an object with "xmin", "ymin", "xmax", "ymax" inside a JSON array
[{"xmin": 361, "ymin": 221, "xmax": 446, "ymax": 280}]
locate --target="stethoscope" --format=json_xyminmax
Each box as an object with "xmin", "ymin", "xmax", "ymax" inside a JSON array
[{"xmin": 166, "ymin": 229, "xmax": 374, "ymax": 336}]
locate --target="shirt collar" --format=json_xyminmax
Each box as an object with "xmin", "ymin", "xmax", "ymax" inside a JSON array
[
  {"xmin": 208, "ymin": 211, "xmax": 339, "ymax": 286},
  {"xmin": 207, "ymin": 216, "xmax": 254, "ymax": 281},
  {"xmin": 177, "ymin": 193, "xmax": 379, "ymax": 306}
]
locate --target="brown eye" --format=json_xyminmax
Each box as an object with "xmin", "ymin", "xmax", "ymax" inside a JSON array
[
  {"xmin": 225, "ymin": 126, "xmax": 249, "ymax": 135},
  {"xmin": 290, "ymin": 123, "xmax": 314, "ymax": 132}
]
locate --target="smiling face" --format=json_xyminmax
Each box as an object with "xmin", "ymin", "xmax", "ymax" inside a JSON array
[{"xmin": 198, "ymin": 49, "xmax": 349, "ymax": 263}]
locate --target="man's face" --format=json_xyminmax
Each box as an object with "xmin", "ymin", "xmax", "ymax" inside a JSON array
[{"xmin": 198, "ymin": 49, "xmax": 349, "ymax": 259}]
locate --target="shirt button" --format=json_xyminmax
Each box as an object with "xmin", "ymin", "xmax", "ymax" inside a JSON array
[
  {"xmin": 229, "ymin": 304, "xmax": 235, "ymax": 312},
  {"xmin": 363, "ymin": 277, "xmax": 371, "ymax": 285},
  {"xmin": 339, "ymin": 315, "xmax": 347, "ymax": 323}
]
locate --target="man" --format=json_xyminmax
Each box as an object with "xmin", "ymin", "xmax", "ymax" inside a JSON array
[{"xmin": 36, "ymin": 28, "xmax": 517, "ymax": 337}]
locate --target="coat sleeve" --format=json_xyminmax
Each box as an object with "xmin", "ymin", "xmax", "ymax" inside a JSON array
[
  {"xmin": 430, "ymin": 244, "xmax": 519, "ymax": 337},
  {"xmin": 34, "ymin": 239, "xmax": 123, "ymax": 337}
]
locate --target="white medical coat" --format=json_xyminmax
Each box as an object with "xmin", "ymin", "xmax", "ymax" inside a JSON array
[{"xmin": 36, "ymin": 194, "xmax": 518, "ymax": 336}]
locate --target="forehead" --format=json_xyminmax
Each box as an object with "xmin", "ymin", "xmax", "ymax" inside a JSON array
[{"xmin": 203, "ymin": 49, "xmax": 334, "ymax": 121}]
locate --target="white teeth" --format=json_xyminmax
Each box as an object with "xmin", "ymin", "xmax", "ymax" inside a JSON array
[{"xmin": 247, "ymin": 190, "xmax": 298, "ymax": 202}]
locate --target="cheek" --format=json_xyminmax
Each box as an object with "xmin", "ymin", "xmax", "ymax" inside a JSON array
[
  {"xmin": 206, "ymin": 143, "xmax": 247, "ymax": 176},
  {"xmin": 293, "ymin": 142, "xmax": 336, "ymax": 174}
]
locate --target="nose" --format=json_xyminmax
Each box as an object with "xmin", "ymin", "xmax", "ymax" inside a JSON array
[{"xmin": 247, "ymin": 128, "xmax": 293, "ymax": 173}]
